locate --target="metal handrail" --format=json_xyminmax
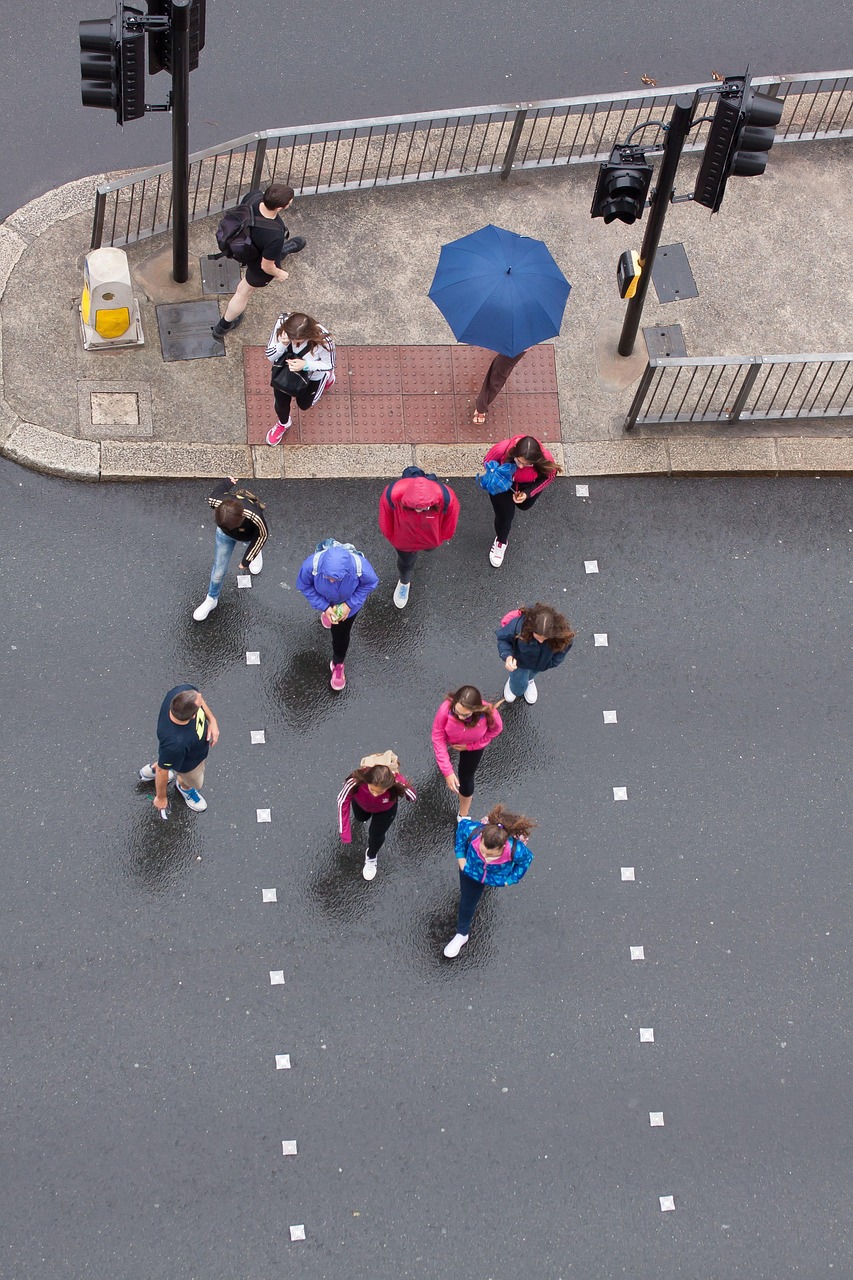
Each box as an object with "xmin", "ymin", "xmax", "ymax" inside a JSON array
[
  {"xmin": 91, "ymin": 68, "xmax": 853, "ymax": 249},
  {"xmin": 624, "ymin": 353, "xmax": 853, "ymax": 429}
]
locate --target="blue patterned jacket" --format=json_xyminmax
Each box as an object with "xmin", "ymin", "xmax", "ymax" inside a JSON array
[{"xmin": 455, "ymin": 817, "xmax": 533, "ymax": 887}]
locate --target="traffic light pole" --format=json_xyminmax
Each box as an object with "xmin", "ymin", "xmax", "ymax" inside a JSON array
[
  {"xmin": 170, "ymin": 0, "xmax": 191, "ymax": 282},
  {"xmin": 618, "ymin": 94, "xmax": 696, "ymax": 358}
]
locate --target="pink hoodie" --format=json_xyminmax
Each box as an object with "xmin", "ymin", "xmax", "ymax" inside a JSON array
[{"xmin": 431, "ymin": 699, "xmax": 504, "ymax": 777}]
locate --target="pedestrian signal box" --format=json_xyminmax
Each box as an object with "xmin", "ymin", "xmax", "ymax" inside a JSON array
[
  {"xmin": 617, "ymin": 250, "xmax": 642, "ymax": 299},
  {"xmin": 80, "ymin": 247, "xmax": 144, "ymax": 350}
]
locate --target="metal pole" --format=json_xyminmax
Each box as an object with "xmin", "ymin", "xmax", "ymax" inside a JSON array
[
  {"xmin": 618, "ymin": 94, "xmax": 696, "ymax": 358},
  {"xmin": 500, "ymin": 108, "xmax": 528, "ymax": 180},
  {"xmin": 171, "ymin": 0, "xmax": 191, "ymax": 282}
]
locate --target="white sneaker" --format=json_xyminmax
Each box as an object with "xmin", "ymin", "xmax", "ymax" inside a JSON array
[
  {"xmin": 138, "ymin": 764, "xmax": 175, "ymax": 783},
  {"xmin": 489, "ymin": 539, "xmax": 507, "ymax": 567},
  {"xmin": 503, "ymin": 678, "xmax": 517, "ymax": 703},
  {"xmin": 249, "ymin": 550, "xmax": 263, "ymax": 575},
  {"xmin": 443, "ymin": 932, "xmax": 469, "ymax": 958},
  {"xmin": 393, "ymin": 581, "xmax": 410, "ymax": 609},
  {"xmin": 193, "ymin": 595, "xmax": 218, "ymax": 622},
  {"xmin": 362, "ymin": 856, "xmax": 378, "ymax": 881},
  {"xmin": 523, "ymin": 679, "xmax": 538, "ymax": 704},
  {"xmin": 176, "ymin": 783, "xmax": 207, "ymax": 812}
]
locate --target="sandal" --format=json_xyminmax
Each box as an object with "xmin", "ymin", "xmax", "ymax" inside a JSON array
[{"xmin": 472, "ymin": 410, "xmax": 487, "ymax": 424}]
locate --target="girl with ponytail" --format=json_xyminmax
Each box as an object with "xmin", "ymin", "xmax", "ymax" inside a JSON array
[{"xmin": 443, "ymin": 803, "xmax": 536, "ymax": 957}]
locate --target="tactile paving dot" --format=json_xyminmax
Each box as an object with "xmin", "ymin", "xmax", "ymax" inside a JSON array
[
  {"xmin": 347, "ymin": 346, "xmax": 401, "ymax": 394},
  {"xmin": 507, "ymin": 393, "xmax": 562, "ymax": 440},
  {"xmin": 399, "ymin": 346, "xmax": 453, "ymax": 394},
  {"xmin": 350, "ymin": 395, "xmax": 405, "ymax": 442},
  {"xmin": 450, "ymin": 345, "xmax": 495, "ymax": 395},
  {"xmin": 506, "ymin": 344, "xmax": 558, "ymax": 393},
  {"xmin": 296, "ymin": 393, "xmax": 352, "ymax": 444},
  {"xmin": 403, "ymin": 394, "xmax": 457, "ymax": 443},
  {"xmin": 243, "ymin": 346, "xmax": 272, "ymax": 396}
]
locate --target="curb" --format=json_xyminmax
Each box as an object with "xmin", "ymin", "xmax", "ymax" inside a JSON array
[
  {"xmin": 1, "ymin": 424, "xmax": 850, "ymax": 481},
  {"xmin": 1, "ymin": 173, "xmax": 851, "ymax": 483}
]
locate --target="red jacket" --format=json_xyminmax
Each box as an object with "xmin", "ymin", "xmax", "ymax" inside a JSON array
[
  {"xmin": 378, "ymin": 475, "xmax": 460, "ymax": 552},
  {"xmin": 483, "ymin": 436, "xmax": 558, "ymax": 498}
]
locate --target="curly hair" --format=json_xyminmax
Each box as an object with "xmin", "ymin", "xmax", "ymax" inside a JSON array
[
  {"xmin": 518, "ymin": 603, "xmax": 575, "ymax": 652},
  {"xmin": 480, "ymin": 803, "xmax": 537, "ymax": 850}
]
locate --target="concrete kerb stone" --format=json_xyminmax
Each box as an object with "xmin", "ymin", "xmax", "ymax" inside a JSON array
[
  {"xmin": 564, "ymin": 439, "xmax": 669, "ymax": 476},
  {"xmin": 3, "ymin": 423, "xmax": 100, "ymax": 480},
  {"xmin": 281, "ymin": 443, "xmax": 415, "ymax": 479},
  {"xmin": 774, "ymin": 437, "xmax": 853, "ymax": 472},
  {"xmin": 100, "ymin": 440, "xmax": 252, "ymax": 480},
  {"xmin": 668, "ymin": 437, "xmax": 779, "ymax": 473}
]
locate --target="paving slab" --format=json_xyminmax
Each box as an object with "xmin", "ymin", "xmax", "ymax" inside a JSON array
[{"xmin": 0, "ymin": 140, "xmax": 851, "ymax": 479}]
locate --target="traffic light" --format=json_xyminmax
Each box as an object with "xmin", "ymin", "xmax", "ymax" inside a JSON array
[
  {"xmin": 590, "ymin": 146, "xmax": 654, "ymax": 225},
  {"xmin": 148, "ymin": 0, "xmax": 206, "ymax": 74},
  {"xmin": 79, "ymin": 3, "xmax": 146, "ymax": 125},
  {"xmin": 693, "ymin": 73, "xmax": 783, "ymax": 212}
]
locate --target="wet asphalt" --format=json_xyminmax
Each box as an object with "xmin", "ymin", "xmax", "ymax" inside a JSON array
[{"xmin": 0, "ymin": 461, "xmax": 850, "ymax": 1280}]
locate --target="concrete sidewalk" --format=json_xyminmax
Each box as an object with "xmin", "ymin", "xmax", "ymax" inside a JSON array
[{"xmin": 0, "ymin": 140, "xmax": 850, "ymax": 481}]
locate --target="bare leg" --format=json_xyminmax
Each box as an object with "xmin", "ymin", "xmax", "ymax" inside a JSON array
[{"xmin": 223, "ymin": 278, "xmax": 258, "ymax": 322}]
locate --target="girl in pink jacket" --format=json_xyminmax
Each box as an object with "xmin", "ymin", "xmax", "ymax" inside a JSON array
[
  {"xmin": 337, "ymin": 752, "xmax": 417, "ymax": 881},
  {"xmin": 431, "ymin": 685, "xmax": 504, "ymax": 819},
  {"xmin": 482, "ymin": 434, "xmax": 560, "ymax": 568}
]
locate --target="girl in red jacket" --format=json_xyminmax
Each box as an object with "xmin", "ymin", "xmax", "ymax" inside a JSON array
[
  {"xmin": 431, "ymin": 686, "xmax": 504, "ymax": 819},
  {"xmin": 337, "ymin": 751, "xmax": 417, "ymax": 881},
  {"xmin": 482, "ymin": 434, "xmax": 560, "ymax": 567}
]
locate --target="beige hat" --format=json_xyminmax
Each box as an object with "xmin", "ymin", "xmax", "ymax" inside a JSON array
[{"xmin": 359, "ymin": 749, "xmax": 400, "ymax": 773}]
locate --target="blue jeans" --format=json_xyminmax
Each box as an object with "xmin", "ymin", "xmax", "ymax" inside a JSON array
[
  {"xmin": 207, "ymin": 527, "xmax": 238, "ymax": 600},
  {"xmin": 456, "ymin": 870, "xmax": 486, "ymax": 935},
  {"xmin": 508, "ymin": 665, "xmax": 534, "ymax": 697}
]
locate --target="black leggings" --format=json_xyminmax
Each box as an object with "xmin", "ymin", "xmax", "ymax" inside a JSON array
[
  {"xmin": 456, "ymin": 748, "xmax": 485, "ymax": 799},
  {"xmin": 351, "ymin": 799, "xmax": 398, "ymax": 856},
  {"xmin": 274, "ymin": 382, "xmax": 319, "ymax": 423},
  {"xmin": 490, "ymin": 486, "xmax": 539, "ymax": 543},
  {"xmin": 330, "ymin": 613, "xmax": 356, "ymax": 664}
]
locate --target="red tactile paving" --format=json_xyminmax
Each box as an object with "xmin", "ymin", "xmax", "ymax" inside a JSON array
[
  {"xmin": 403, "ymin": 394, "xmax": 458, "ymax": 444},
  {"xmin": 244, "ymin": 344, "xmax": 561, "ymax": 448},
  {"xmin": 508, "ymin": 393, "xmax": 563, "ymax": 439},
  {"xmin": 347, "ymin": 346, "xmax": 401, "ymax": 395},
  {"xmin": 399, "ymin": 346, "xmax": 453, "ymax": 394}
]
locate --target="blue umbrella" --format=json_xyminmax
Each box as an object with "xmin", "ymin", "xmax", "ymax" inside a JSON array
[{"xmin": 428, "ymin": 223, "xmax": 571, "ymax": 358}]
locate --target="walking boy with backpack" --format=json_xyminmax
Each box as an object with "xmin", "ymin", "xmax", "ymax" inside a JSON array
[
  {"xmin": 211, "ymin": 184, "xmax": 306, "ymax": 339},
  {"xmin": 378, "ymin": 467, "xmax": 460, "ymax": 608}
]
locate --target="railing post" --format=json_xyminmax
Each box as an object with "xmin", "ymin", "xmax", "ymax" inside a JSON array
[
  {"xmin": 624, "ymin": 360, "xmax": 657, "ymax": 431},
  {"xmin": 728, "ymin": 358, "xmax": 762, "ymax": 420},
  {"xmin": 500, "ymin": 108, "xmax": 528, "ymax": 179},
  {"xmin": 250, "ymin": 135, "xmax": 268, "ymax": 192},
  {"xmin": 90, "ymin": 189, "xmax": 107, "ymax": 250}
]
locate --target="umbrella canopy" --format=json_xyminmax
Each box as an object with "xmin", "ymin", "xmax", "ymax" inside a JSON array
[{"xmin": 428, "ymin": 224, "xmax": 571, "ymax": 358}]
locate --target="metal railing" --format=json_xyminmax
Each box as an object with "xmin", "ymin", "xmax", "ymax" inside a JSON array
[
  {"xmin": 624, "ymin": 353, "xmax": 853, "ymax": 429},
  {"xmin": 91, "ymin": 69, "xmax": 853, "ymax": 249}
]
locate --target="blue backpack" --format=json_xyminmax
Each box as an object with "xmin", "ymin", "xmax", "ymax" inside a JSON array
[{"xmin": 476, "ymin": 459, "xmax": 516, "ymax": 495}]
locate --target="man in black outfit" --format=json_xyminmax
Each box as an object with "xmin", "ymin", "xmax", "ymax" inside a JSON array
[{"xmin": 212, "ymin": 183, "xmax": 305, "ymax": 339}]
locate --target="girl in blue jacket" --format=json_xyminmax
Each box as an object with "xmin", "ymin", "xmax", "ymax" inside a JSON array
[
  {"xmin": 296, "ymin": 539, "xmax": 379, "ymax": 691},
  {"xmin": 496, "ymin": 602, "xmax": 574, "ymax": 706},
  {"xmin": 444, "ymin": 804, "xmax": 536, "ymax": 958}
]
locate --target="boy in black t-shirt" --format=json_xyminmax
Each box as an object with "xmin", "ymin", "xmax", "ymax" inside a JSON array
[
  {"xmin": 138, "ymin": 685, "xmax": 220, "ymax": 813},
  {"xmin": 212, "ymin": 183, "xmax": 306, "ymax": 339}
]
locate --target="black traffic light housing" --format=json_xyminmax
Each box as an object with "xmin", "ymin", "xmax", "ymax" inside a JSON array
[
  {"xmin": 148, "ymin": 0, "xmax": 206, "ymax": 74},
  {"xmin": 693, "ymin": 72, "xmax": 783, "ymax": 212},
  {"xmin": 79, "ymin": 2, "xmax": 146, "ymax": 125},
  {"xmin": 590, "ymin": 146, "xmax": 654, "ymax": 225}
]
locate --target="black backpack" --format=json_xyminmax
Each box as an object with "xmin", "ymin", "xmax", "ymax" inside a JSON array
[{"xmin": 212, "ymin": 199, "xmax": 258, "ymax": 264}]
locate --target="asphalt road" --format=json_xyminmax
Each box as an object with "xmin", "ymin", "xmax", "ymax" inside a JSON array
[
  {"xmin": 1, "ymin": 0, "xmax": 851, "ymax": 217},
  {"xmin": 1, "ymin": 462, "xmax": 849, "ymax": 1279}
]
